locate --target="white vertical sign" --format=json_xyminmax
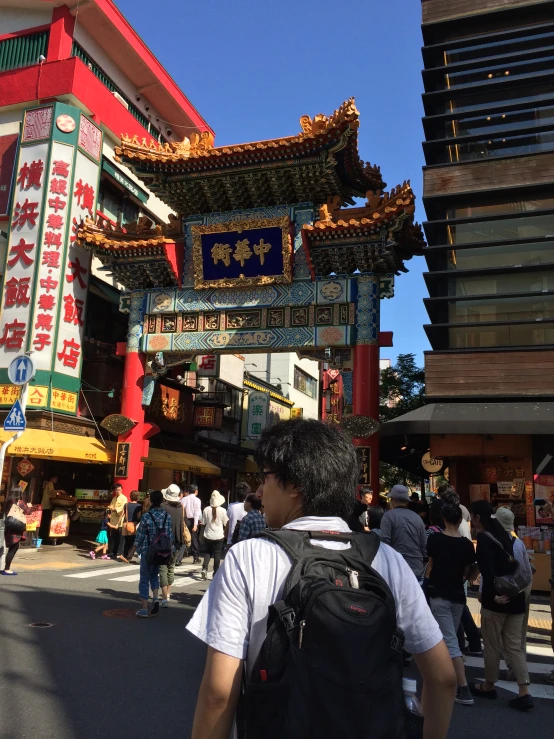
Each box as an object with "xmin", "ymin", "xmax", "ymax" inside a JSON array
[
  {"xmin": 29, "ymin": 142, "xmax": 74, "ymax": 371},
  {"xmin": 0, "ymin": 142, "xmax": 49, "ymax": 365},
  {"xmin": 53, "ymin": 150, "xmax": 99, "ymax": 379},
  {"xmin": 247, "ymin": 390, "xmax": 269, "ymax": 440}
]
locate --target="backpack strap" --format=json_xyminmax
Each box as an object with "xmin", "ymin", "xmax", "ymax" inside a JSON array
[{"xmin": 253, "ymin": 528, "xmax": 380, "ymax": 567}]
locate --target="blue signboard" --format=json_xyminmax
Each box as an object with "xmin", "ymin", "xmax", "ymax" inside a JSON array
[{"xmin": 191, "ymin": 216, "xmax": 292, "ymax": 289}]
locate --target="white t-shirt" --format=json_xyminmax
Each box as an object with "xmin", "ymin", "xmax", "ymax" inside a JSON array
[
  {"xmin": 227, "ymin": 501, "xmax": 247, "ymax": 544},
  {"xmin": 202, "ymin": 506, "xmax": 229, "ymax": 541},
  {"xmin": 187, "ymin": 515, "xmax": 442, "ymax": 675}
]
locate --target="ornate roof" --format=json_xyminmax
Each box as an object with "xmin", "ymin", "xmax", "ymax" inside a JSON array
[
  {"xmin": 76, "ymin": 216, "xmax": 183, "ymax": 290},
  {"xmin": 114, "ymin": 99, "xmax": 385, "ymax": 216},
  {"xmin": 301, "ymin": 183, "xmax": 425, "ymax": 278}
]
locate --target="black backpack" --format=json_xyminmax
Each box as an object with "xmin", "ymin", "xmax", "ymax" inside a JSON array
[
  {"xmin": 145, "ymin": 512, "xmax": 172, "ymax": 566},
  {"xmin": 237, "ymin": 529, "xmax": 407, "ymax": 739}
]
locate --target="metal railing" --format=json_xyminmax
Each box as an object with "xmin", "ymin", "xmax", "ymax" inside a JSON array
[{"xmin": 0, "ymin": 30, "xmax": 49, "ymax": 73}]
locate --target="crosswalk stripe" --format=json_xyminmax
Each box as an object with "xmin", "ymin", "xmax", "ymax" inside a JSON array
[
  {"xmin": 107, "ymin": 564, "xmax": 200, "ymax": 584},
  {"xmin": 473, "ymin": 678, "xmax": 554, "ymax": 700},
  {"xmin": 65, "ymin": 565, "xmax": 136, "ymax": 578},
  {"xmin": 465, "ymin": 656, "xmax": 554, "ymax": 675}
]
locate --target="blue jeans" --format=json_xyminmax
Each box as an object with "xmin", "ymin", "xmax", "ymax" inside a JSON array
[{"xmin": 139, "ymin": 556, "xmax": 160, "ymax": 600}]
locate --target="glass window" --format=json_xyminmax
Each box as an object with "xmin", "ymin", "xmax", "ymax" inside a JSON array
[
  {"xmin": 447, "ymin": 198, "xmax": 554, "ymax": 219},
  {"xmin": 448, "ymin": 241, "xmax": 554, "ymax": 270},
  {"xmin": 445, "ymin": 30, "xmax": 554, "ymax": 65},
  {"xmin": 444, "ymin": 106, "xmax": 554, "ymax": 140},
  {"xmin": 440, "ymin": 88, "xmax": 554, "ymax": 116},
  {"xmin": 447, "ymin": 214, "xmax": 554, "ymax": 245},
  {"xmin": 442, "ymin": 130, "xmax": 554, "ymax": 163},
  {"xmin": 448, "ymin": 295, "xmax": 554, "ymax": 324},
  {"xmin": 98, "ymin": 180, "xmax": 139, "ymax": 226},
  {"xmin": 294, "ymin": 367, "xmax": 318, "ymax": 399},
  {"xmin": 448, "ymin": 271, "xmax": 554, "ymax": 296},
  {"xmin": 449, "ymin": 323, "xmax": 554, "ymax": 348},
  {"xmin": 440, "ymin": 55, "xmax": 554, "ymax": 91}
]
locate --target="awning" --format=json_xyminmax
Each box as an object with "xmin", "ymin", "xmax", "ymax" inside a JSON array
[
  {"xmin": 142, "ymin": 448, "xmax": 220, "ymax": 475},
  {"xmin": 0, "ymin": 429, "xmax": 115, "ymax": 464},
  {"xmin": 380, "ymin": 402, "xmax": 554, "ymax": 437},
  {"xmin": 244, "ymin": 456, "xmax": 258, "ymax": 473}
]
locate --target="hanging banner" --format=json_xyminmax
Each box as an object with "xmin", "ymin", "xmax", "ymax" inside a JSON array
[{"xmin": 247, "ymin": 390, "xmax": 269, "ymax": 440}]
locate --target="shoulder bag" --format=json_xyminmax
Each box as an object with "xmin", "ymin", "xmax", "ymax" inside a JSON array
[
  {"xmin": 484, "ymin": 532, "xmax": 531, "ymax": 597},
  {"xmin": 182, "ymin": 507, "xmax": 191, "ymax": 547},
  {"xmin": 122, "ymin": 503, "xmax": 135, "ymax": 536},
  {"xmin": 5, "ymin": 502, "xmax": 27, "ymax": 534}
]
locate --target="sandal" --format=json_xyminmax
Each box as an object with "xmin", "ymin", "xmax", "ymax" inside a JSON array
[{"xmin": 469, "ymin": 683, "xmax": 497, "ymax": 699}]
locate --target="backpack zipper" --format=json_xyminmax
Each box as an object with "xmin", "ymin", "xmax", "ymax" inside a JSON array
[
  {"xmin": 346, "ymin": 568, "xmax": 359, "ymax": 589},
  {"xmin": 298, "ymin": 619, "xmax": 306, "ymax": 649}
]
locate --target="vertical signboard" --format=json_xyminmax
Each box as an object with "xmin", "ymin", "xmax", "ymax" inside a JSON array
[{"xmin": 247, "ymin": 390, "xmax": 269, "ymax": 440}]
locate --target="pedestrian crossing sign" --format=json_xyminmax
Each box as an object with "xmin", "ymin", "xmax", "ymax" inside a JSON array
[{"xmin": 4, "ymin": 399, "xmax": 26, "ymax": 432}]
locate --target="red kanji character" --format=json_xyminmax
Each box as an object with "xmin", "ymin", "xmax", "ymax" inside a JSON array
[
  {"xmin": 33, "ymin": 333, "xmax": 51, "ymax": 351},
  {"xmin": 17, "ymin": 160, "xmax": 44, "ymax": 189},
  {"xmin": 52, "ymin": 160, "xmax": 70, "ymax": 177},
  {"xmin": 46, "ymin": 214, "xmax": 63, "ymax": 230},
  {"xmin": 70, "ymin": 216, "xmax": 79, "ymax": 243},
  {"xmin": 48, "ymin": 196, "xmax": 66, "ymax": 213},
  {"xmin": 66, "ymin": 257, "xmax": 88, "ymax": 289},
  {"xmin": 74, "ymin": 179, "xmax": 95, "ymax": 215},
  {"xmin": 4, "ymin": 277, "xmax": 31, "ymax": 308},
  {"xmin": 40, "ymin": 276, "xmax": 58, "ymax": 292},
  {"xmin": 7, "ymin": 239, "xmax": 34, "ymax": 268},
  {"xmin": 42, "ymin": 251, "xmax": 61, "ymax": 269},
  {"xmin": 38, "ymin": 294, "xmax": 55, "ymax": 311},
  {"xmin": 44, "ymin": 231, "xmax": 62, "ymax": 249},
  {"xmin": 57, "ymin": 338, "xmax": 80, "ymax": 368},
  {"xmin": 35, "ymin": 314, "xmax": 53, "ymax": 331},
  {"xmin": 63, "ymin": 295, "xmax": 84, "ymax": 326},
  {"xmin": 12, "ymin": 200, "xmax": 39, "ymax": 228},
  {"xmin": 0, "ymin": 320, "xmax": 26, "ymax": 350},
  {"xmin": 50, "ymin": 178, "xmax": 68, "ymax": 196}
]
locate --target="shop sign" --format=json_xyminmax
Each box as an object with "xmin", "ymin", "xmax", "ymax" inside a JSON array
[
  {"xmin": 79, "ymin": 115, "xmax": 102, "ymax": 161},
  {"xmin": 268, "ymin": 399, "xmax": 290, "ymax": 426},
  {"xmin": 196, "ymin": 354, "xmax": 219, "ymax": 377},
  {"xmin": 247, "ymin": 390, "xmax": 269, "ymax": 439},
  {"xmin": 49, "ymin": 509, "xmax": 69, "ymax": 538},
  {"xmin": 17, "ymin": 459, "xmax": 35, "ymax": 477},
  {"xmin": 50, "ymin": 389, "xmax": 78, "ymax": 414},
  {"xmin": 115, "ymin": 442, "xmax": 131, "ymax": 478},
  {"xmin": 102, "ymin": 160, "xmax": 148, "ymax": 202},
  {"xmin": 421, "ymin": 451, "xmax": 443, "ymax": 474},
  {"xmin": 25, "ymin": 506, "xmax": 42, "ymax": 531},
  {"xmin": 357, "ymin": 446, "xmax": 371, "ymax": 486},
  {"xmin": 0, "ymin": 385, "xmax": 21, "ymax": 405},
  {"xmin": 193, "ymin": 406, "xmax": 223, "ymax": 429},
  {"xmin": 22, "ymin": 106, "xmax": 53, "ymax": 142},
  {"xmin": 291, "ymin": 408, "xmax": 303, "ymax": 418}
]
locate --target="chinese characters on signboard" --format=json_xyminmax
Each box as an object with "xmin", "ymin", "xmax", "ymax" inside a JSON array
[
  {"xmin": 50, "ymin": 389, "xmax": 78, "ymax": 413},
  {"xmin": 357, "ymin": 447, "xmax": 371, "ymax": 486},
  {"xmin": 78, "ymin": 115, "xmax": 102, "ymax": 161},
  {"xmin": 193, "ymin": 406, "xmax": 223, "ymax": 429},
  {"xmin": 115, "ymin": 442, "xmax": 131, "ymax": 478},
  {"xmin": 247, "ymin": 390, "xmax": 269, "ymax": 439},
  {"xmin": 22, "ymin": 106, "xmax": 53, "ymax": 143}
]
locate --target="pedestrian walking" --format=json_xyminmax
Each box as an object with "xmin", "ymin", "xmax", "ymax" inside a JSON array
[
  {"xmin": 89, "ymin": 509, "xmax": 110, "ymax": 559},
  {"xmin": 227, "ymin": 481, "xmax": 250, "ymax": 547},
  {"xmin": 187, "ymin": 420, "xmax": 456, "ymax": 739},
  {"xmin": 349, "ymin": 486, "xmax": 373, "ymax": 532},
  {"xmin": 470, "ymin": 500, "xmax": 533, "ymax": 710},
  {"xmin": 238, "ymin": 493, "xmax": 266, "ymax": 541},
  {"xmin": 367, "ymin": 505, "xmax": 384, "ymax": 536},
  {"xmin": 107, "ymin": 483, "xmax": 127, "ymax": 559},
  {"xmin": 133, "ymin": 490, "xmax": 173, "ymax": 618},
  {"xmin": 381, "ymin": 484, "xmax": 428, "ymax": 582},
  {"xmin": 159, "ymin": 484, "xmax": 185, "ymax": 607},
  {"xmin": 120, "ymin": 490, "xmax": 142, "ymax": 562},
  {"xmin": 427, "ymin": 500, "xmax": 478, "ymax": 706},
  {"xmin": 1, "ymin": 487, "xmax": 32, "ymax": 576},
  {"xmin": 184, "ymin": 484, "xmax": 202, "ymax": 563},
  {"xmin": 200, "ymin": 490, "xmax": 228, "ymax": 580},
  {"xmin": 175, "ymin": 484, "xmax": 190, "ymax": 565}
]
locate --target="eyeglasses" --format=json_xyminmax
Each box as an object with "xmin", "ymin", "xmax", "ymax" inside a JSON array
[{"xmin": 254, "ymin": 470, "xmax": 277, "ymax": 485}]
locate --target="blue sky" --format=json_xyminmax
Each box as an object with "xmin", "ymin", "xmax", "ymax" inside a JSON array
[{"xmin": 117, "ymin": 0, "xmax": 428, "ymax": 365}]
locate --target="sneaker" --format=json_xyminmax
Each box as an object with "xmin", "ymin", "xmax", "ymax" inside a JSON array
[
  {"xmin": 454, "ymin": 685, "xmax": 474, "ymax": 706},
  {"xmin": 101, "ymin": 554, "xmax": 110, "ymax": 559},
  {"xmin": 89, "ymin": 551, "xmax": 96, "ymax": 559},
  {"xmin": 201, "ymin": 569, "xmax": 208, "ymax": 580},
  {"xmin": 469, "ymin": 683, "xmax": 497, "ymax": 700},
  {"xmin": 544, "ymin": 671, "xmax": 554, "ymax": 685},
  {"xmin": 508, "ymin": 694, "xmax": 534, "ymax": 711},
  {"xmin": 161, "ymin": 599, "xmax": 169, "ymax": 608},
  {"xmin": 193, "ymin": 557, "xmax": 201, "ymax": 564},
  {"xmin": 150, "ymin": 600, "xmax": 160, "ymax": 616},
  {"xmin": 136, "ymin": 609, "xmax": 149, "ymax": 618}
]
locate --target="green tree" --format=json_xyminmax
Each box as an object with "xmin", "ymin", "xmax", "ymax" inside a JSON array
[{"xmin": 379, "ymin": 353, "xmax": 425, "ymax": 490}]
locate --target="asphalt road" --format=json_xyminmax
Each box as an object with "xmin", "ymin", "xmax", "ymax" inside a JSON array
[{"xmin": 0, "ymin": 552, "xmax": 553, "ymax": 738}]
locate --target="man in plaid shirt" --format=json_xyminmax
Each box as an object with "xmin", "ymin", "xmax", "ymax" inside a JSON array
[{"xmin": 239, "ymin": 493, "xmax": 266, "ymax": 541}]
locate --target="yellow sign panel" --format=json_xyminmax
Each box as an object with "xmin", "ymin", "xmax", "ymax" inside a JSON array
[
  {"xmin": 0, "ymin": 385, "xmax": 49, "ymax": 407},
  {"xmin": 50, "ymin": 390, "xmax": 78, "ymax": 414}
]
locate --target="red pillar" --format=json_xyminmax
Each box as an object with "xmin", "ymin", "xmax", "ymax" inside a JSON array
[
  {"xmin": 47, "ymin": 6, "xmax": 76, "ymax": 63},
  {"xmin": 352, "ymin": 343, "xmax": 380, "ymax": 495},
  {"xmin": 115, "ymin": 350, "xmax": 146, "ymax": 498}
]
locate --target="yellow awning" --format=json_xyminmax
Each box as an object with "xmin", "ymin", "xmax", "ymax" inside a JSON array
[
  {"xmin": 142, "ymin": 448, "xmax": 220, "ymax": 476},
  {"xmin": 0, "ymin": 429, "xmax": 115, "ymax": 464},
  {"xmin": 244, "ymin": 456, "xmax": 258, "ymax": 473}
]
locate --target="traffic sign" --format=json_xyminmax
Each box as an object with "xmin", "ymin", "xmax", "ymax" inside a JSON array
[
  {"xmin": 8, "ymin": 355, "xmax": 35, "ymax": 386},
  {"xmin": 4, "ymin": 399, "xmax": 26, "ymax": 432}
]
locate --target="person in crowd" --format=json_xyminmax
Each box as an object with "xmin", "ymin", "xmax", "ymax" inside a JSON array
[
  {"xmin": 90, "ymin": 509, "xmax": 110, "ymax": 559},
  {"xmin": 39, "ymin": 474, "xmax": 65, "ymax": 542},
  {"xmin": 159, "ymin": 484, "xmax": 185, "ymax": 607},
  {"xmin": 438, "ymin": 486, "xmax": 471, "ymax": 540},
  {"xmin": 227, "ymin": 482, "xmax": 251, "ymax": 548},
  {"xmin": 493, "ymin": 506, "xmax": 534, "ymax": 681},
  {"xmin": 1, "ymin": 486, "xmax": 32, "ymax": 575},
  {"xmin": 408, "ymin": 492, "xmax": 421, "ymax": 513},
  {"xmin": 353, "ymin": 487, "xmax": 373, "ymax": 532},
  {"xmin": 187, "ymin": 420, "xmax": 456, "ymax": 739},
  {"xmin": 184, "ymin": 484, "xmax": 202, "ymax": 564},
  {"xmin": 367, "ymin": 505, "xmax": 384, "ymax": 536},
  {"xmin": 175, "ymin": 486, "xmax": 190, "ymax": 566},
  {"xmin": 118, "ymin": 490, "xmax": 142, "ymax": 562},
  {"xmin": 200, "ymin": 490, "xmax": 228, "ymax": 580},
  {"xmin": 427, "ymin": 500, "xmax": 478, "ymax": 706},
  {"xmin": 427, "ymin": 498, "xmax": 445, "ymax": 538},
  {"xmin": 107, "ymin": 483, "xmax": 127, "ymax": 559},
  {"xmin": 470, "ymin": 500, "xmax": 533, "ymax": 710},
  {"xmin": 238, "ymin": 493, "xmax": 266, "ymax": 541},
  {"xmin": 133, "ymin": 490, "xmax": 173, "ymax": 618},
  {"xmin": 380, "ymin": 484, "xmax": 428, "ymax": 582},
  {"xmin": 142, "ymin": 492, "xmax": 152, "ymax": 515}
]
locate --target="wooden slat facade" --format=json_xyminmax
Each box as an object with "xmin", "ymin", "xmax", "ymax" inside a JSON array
[
  {"xmin": 422, "ymin": 0, "xmax": 549, "ymax": 25},
  {"xmin": 426, "ymin": 350, "xmax": 554, "ymax": 397},
  {"xmin": 423, "ymin": 152, "xmax": 554, "ymax": 199}
]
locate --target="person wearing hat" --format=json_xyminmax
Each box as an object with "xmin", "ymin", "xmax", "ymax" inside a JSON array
[
  {"xmin": 381, "ymin": 484, "xmax": 428, "ymax": 582},
  {"xmin": 160, "ymin": 484, "xmax": 186, "ymax": 607},
  {"xmin": 200, "ymin": 490, "xmax": 229, "ymax": 580}
]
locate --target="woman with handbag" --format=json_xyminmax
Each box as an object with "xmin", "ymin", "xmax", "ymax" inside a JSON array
[
  {"xmin": 2, "ymin": 486, "xmax": 31, "ymax": 576},
  {"xmin": 469, "ymin": 500, "xmax": 532, "ymax": 711},
  {"xmin": 119, "ymin": 491, "xmax": 142, "ymax": 562}
]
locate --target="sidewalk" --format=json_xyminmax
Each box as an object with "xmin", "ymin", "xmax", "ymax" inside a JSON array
[{"xmin": 15, "ymin": 536, "xmax": 102, "ymax": 571}]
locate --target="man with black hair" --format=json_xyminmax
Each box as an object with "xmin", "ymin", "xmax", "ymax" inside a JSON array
[
  {"xmin": 183, "ymin": 484, "xmax": 202, "ymax": 563},
  {"xmin": 227, "ymin": 481, "xmax": 251, "ymax": 547},
  {"xmin": 187, "ymin": 419, "xmax": 455, "ymax": 739},
  {"xmin": 238, "ymin": 493, "xmax": 266, "ymax": 541}
]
